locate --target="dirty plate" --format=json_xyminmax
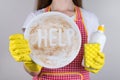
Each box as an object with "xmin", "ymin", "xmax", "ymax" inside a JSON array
[{"xmin": 24, "ymin": 12, "xmax": 81, "ymax": 68}]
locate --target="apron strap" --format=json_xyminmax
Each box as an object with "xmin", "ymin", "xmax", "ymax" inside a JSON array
[
  {"xmin": 75, "ymin": 6, "xmax": 88, "ymax": 38},
  {"xmin": 75, "ymin": 6, "xmax": 82, "ymax": 21}
]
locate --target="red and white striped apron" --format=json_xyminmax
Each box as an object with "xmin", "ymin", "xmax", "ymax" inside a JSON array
[{"xmin": 33, "ymin": 6, "xmax": 89, "ymax": 80}]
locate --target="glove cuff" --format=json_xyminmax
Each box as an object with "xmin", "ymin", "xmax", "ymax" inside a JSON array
[{"xmin": 24, "ymin": 61, "xmax": 42, "ymax": 73}]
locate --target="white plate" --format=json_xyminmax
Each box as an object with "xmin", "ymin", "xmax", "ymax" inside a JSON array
[{"xmin": 24, "ymin": 12, "xmax": 81, "ymax": 69}]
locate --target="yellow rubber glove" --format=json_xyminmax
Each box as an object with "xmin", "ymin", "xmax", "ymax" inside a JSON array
[
  {"xmin": 9, "ymin": 34, "xmax": 42, "ymax": 72},
  {"xmin": 84, "ymin": 43, "xmax": 105, "ymax": 73}
]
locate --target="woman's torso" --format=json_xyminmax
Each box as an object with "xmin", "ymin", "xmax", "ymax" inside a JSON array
[
  {"xmin": 23, "ymin": 7, "xmax": 99, "ymax": 80},
  {"xmin": 23, "ymin": 8, "xmax": 99, "ymax": 42}
]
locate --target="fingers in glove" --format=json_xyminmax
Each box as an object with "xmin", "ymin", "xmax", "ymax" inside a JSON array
[
  {"xmin": 85, "ymin": 67, "xmax": 100, "ymax": 74},
  {"xmin": 93, "ymin": 54, "xmax": 104, "ymax": 65},
  {"xmin": 90, "ymin": 52, "xmax": 105, "ymax": 69},
  {"xmin": 10, "ymin": 49, "xmax": 31, "ymax": 56},
  {"xmin": 9, "ymin": 34, "xmax": 24, "ymax": 40},
  {"xmin": 85, "ymin": 58, "xmax": 102, "ymax": 70},
  {"xmin": 90, "ymin": 61, "xmax": 103, "ymax": 70},
  {"xmin": 85, "ymin": 56, "xmax": 104, "ymax": 70},
  {"xmin": 10, "ymin": 44, "xmax": 30, "ymax": 51},
  {"xmin": 10, "ymin": 39, "xmax": 28, "ymax": 45},
  {"xmin": 97, "ymin": 52, "xmax": 105, "ymax": 59},
  {"xmin": 12, "ymin": 54, "xmax": 32, "ymax": 62}
]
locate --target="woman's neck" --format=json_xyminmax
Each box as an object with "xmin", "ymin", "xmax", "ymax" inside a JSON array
[{"xmin": 50, "ymin": 0, "xmax": 75, "ymax": 12}]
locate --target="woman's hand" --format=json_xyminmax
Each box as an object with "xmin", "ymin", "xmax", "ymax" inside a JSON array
[
  {"xmin": 9, "ymin": 34, "xmax": 42, "ymax": 74},
  {"xmin": 84, "ymin": 44, "xmax": 105, "ymax": 73},
  {"xmin": 9, "ymin": 34, "xmax": 31, "ymax": 62}
]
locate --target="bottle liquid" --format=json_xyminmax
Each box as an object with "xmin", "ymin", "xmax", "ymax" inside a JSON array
[{"xmin": 89, "ymin": 25, "xmax": 106, "ymax": 51}]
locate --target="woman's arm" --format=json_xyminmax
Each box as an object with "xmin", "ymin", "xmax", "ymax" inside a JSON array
[
  {"xmin": 22, "ymin": 28, "xmax": 42, "ymax": 76},
  {"xmin": 21, "ymin": 10, "xmax": 45, "ymax": 76}
]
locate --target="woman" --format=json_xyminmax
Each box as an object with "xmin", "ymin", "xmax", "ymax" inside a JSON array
[{"xmin": 9, "ymin": 0, "xmax": 105, "ymax": 80}]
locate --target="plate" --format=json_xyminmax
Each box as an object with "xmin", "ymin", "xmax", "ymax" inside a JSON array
[{"xmin": 24, "ymin": 12, "xmax": 81, "ymax": 68}]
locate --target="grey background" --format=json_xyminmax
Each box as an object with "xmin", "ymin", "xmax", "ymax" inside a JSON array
[{"xmin": 0, "ymin": 0, "xmax": 120, "ymax": 80}]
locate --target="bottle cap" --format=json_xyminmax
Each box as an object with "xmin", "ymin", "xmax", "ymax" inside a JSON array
[{"xmin": 98, "ymin": 25, "xmax": 105, "ymax": 32}]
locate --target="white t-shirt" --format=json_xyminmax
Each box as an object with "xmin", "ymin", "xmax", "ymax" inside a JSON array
[{"xmin": 23, "ymin": 8, "xmax": 99, "ymax": 41}]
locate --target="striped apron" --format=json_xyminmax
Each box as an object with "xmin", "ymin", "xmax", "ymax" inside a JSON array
[{"xmin": 33, "ymin": 6, "xmax": 89, "ymax": 80}]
